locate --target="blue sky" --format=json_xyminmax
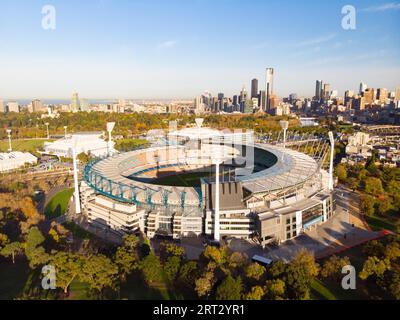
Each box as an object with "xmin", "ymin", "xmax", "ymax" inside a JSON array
[{"xmin": 0, "ymin": 0, "xmax": 399, "ymax": 100}]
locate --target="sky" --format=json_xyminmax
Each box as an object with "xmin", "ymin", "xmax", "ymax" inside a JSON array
[{"xmin": 0, "ymin": 0, "xmax": 399, "ymax": 100}]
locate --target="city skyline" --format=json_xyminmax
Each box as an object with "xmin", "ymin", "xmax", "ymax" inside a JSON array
[{"xmin": 0, "ymin": 0, "xmax": 399, "ymax": 99}]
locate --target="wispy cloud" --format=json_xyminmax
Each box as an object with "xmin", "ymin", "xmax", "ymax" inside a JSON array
[
  {"xmin": 361, "ymin": 2, "xmax": 400, "ymax": 12},
  {"xmin": 295, "ymin": 33, "xmax": 337, "ymax": 47},
  {"xmin": 158, "ymin": 40, "xmax": 178, "ymax": 49}
]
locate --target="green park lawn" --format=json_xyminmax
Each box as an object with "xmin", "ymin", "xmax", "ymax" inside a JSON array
[
  {"xmin": 310, "ymin": 279, "xmax": 337, "ymax": 300},
  {"xmin": 365, "ymin": 212, "xmax": 398, "ymax": 233},
  {"xmin": 44, "ymin": 188, "xmax": 74, "ymax": 219},
  {"xmin": 0, "ymin": 139, "xmax": 52, "ymax": 153},
  {"xmin": 153, "ymin": 171, "xmax": 210, "ymax": 187}
]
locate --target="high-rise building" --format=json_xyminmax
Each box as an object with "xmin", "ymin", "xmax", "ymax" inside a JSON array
[
  {"xmin": 232, "ymin": 95, "xmax": 238, "ymax": 106},
  {"xmin": 377, "ymin": 88, "xmax": 388, "ymax": 104},
  {"xmin": 323, "ymin": 84, "xmax": 330, "ymax": 100},
  {"xmin": 251, "ymin": 79, "xmax": 258, "ymax": 99},
  {"xmin": 315, "ymin": 80, "xmax": 323, "ymax": 100},
  {"xmin": 259, "ymin": 90, "xmax": 266, "ymax": 111},
  {"xmin": 71, "ymin": 92, "xmax": 80, "ymax": 112},
  {"xmin": 7, "ymin": 101, "xmax": 19, "ymax": 113},
  {"xmin": 265, "ymin": 68, "xmax": 274, "ymax": 113},
  {"xmin": 32, "ymin": 99, "xmax": 44, "ymax": 112},
  {"xmin": 363, "ymin": 88, "xmax": 375, "ymax": 105},
  {"xmin": 359, "ymin": 82, "xmax": 368, "ymax": 95},
  {"xmin": 240, "ymin": 85, "xmax": 248, "ymax": 102},
  {"xmin": 0, "ymin": 99, "xmax": 4, "ymax": 113},
  {"xmin": 194, "ymin": 96, "xmax": 204, "ymax": 114},
  {"xmin": 395, "ymin": 87, "xmax": 400, "ymax": 101}
]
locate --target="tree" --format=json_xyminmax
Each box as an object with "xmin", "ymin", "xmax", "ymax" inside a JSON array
[
  {"xmin": 377, "ymin": 197, "xmax": 393, "ymax": 216},
  {"xmin": 243, "ymin": 286, "xmax": 265, "ymax": 300},
  {"xmin": 384, "ymin": 242, "xmax": 400, "ymax": 261},
  {"xmin": 122, "ymin": 234, "xmax": 139, "ymax": 251},
  {"xmin": 389, "ymin": 272, "xmax": 400, "ymax": 300},
  {"xmin": 1, "ymin": 242, "xmax": 23, "ymax": 264},
  {"xmin": 27, "ymin": 246, "xmax": 50, "ymax": 269},
  {"xmin": 320, "ymin": 255, "xmax": 351, "ymax": 281},
  {"xmin": 387, "ymin": 180, "xmax": 400, "ymax": 197},
  {"xmin": 195, "ymin": 271, "xmax": 215, "ymax": 298},
  {"xmin": 115, "ymin": 247, "xmax": 138, "ymax": 280},
  {"xmin": 77, "ymin": 152, "xmax": 90, "ymax": 164},
  {"xmin": 363, "ymin": 240, "xmax": 385, "ymax": 257},
  {"xmin": 268, "ymin": 260, "xmax": 286, "ymax": 279},
  {"xmin": 25, "ymin": 226, "xmax": 45, "ymax": 255},
  {"xmin": 178, "ymin": 261, "xmax": 200, "ymax": 295},
  {"xmin": 285, "ymin": 250, "xmax": 319, "ymax": 299},
  {"xmin": 80, "ymin": 254, "xmax": 119, "ymax": 294},
  {"xmin": 364, "ymin": 177, "xmax": 384, "ymax": 196},
  {"xmin": 264, "ymin": 279, "xmax": 286, "ymax": 300},
  {"xmin": 360, "ymin": 195, "xmax": 376, "ymax": 216},
  {"xmin": 160, "ymin": 242, "xmax": 185, "ymax": 261},
  {"xmin": 227, "ymin": 252, "xmax": 248, "ymax": 271},
  {"xmin": 164, "ymin": 256, "xmax": 181, "ymax": 283},
  {"xmin": 140, "ymin": 253, "xmax": 163, "ymax": 284},
  {"xmin": 336, "ymin": 164, "xmax": 347, "ymax": 182},
  {"xmin": 202, "ymin": 246, "xmax": 227, "ymax": 265},
  {"xmin": 216, "ymin": 275, "xmax": 243, "ymax": 300},
  {"xmin": 245, "ymin": 263, "xmax": 266, "ymax": 281},
  {"xmin": 0, "ymin": 233, "xmax": 9, "ymax": 248},
  {"xmin": 51, "ymin": 251, "xmax": 84, "ymax": 294},
  {"xmin": 359, "ymin": 256, "xmax": 391, "ymax": 280}
]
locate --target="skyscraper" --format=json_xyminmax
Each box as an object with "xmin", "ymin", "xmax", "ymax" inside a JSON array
[
  {"xmin": 0, "ymin": 99, "xmax": 4, "ymax": 113},
  {"xmin": 377, "ymin": 88, "xmax": 388, "ymax": 104},
  {"xmin": 32, "ymin": 99, "xmax": 44, "ymax": 112},
  {"xmin": 7, "ymin": 101, "xmax": 19, "ymax": 113},
  {"xmin": 315, "ymin": 80, "xmax": 323, "ymax": 100},
  {"xmin": 265, "ymin": 68, "xmax": 274, "ymax": 113},
  {"xmin": 71, "ymin": 92, "xmax": 80, "ymax": 112},
  {"xmin": 359, "ymin": 82, "xmax": 367, "ymax": 95},
  {"xmin": 395, "ymin": 87, "xmax": 400, "ymax": 101},
  {"xmin": 323, "ymin": 83, "xmax": 331, "ymax": 100},
  {"xmin": 251, "ymin": 79, "xmax": 258, "ymax": 99}
]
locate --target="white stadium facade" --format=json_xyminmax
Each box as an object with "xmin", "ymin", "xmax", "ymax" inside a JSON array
[{"xmin": 79, "ymin": 120, "xmax": 336, "ymax": 246}]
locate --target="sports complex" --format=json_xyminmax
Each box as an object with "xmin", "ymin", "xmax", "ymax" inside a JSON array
[{"xmin": 80, "ymin": 119, "xmax": 335, "ymax": 246}]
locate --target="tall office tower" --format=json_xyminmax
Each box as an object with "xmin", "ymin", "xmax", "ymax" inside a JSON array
[
  {"xmin": 240, "ymin": 85, "xmax": 248, "ymax": 102},
  {"xmin": 0, "ymin": 99, "xmax": 4, "ymax": 113},
  {"xmin": 7, "ymin": 101, "xmax": 19, "ymax": 113},
  {"xmin": 377, "ymin": 88, "xmax": 388, "ymax": 104},
  {"xmin": 217, "ymin": 93, "xmax": 224, "ymax": 112},
  {"xmin": 323, "ymin": 84, "xmax": 331, "ymax": 100},
  {"xmin": 265, "ymin": 68, "xmax": 274, "ymax": 113},
  {"xmin": 395, "ymin": 87, "xmax": 400, "ymax": 101},
  {"xmin": 31, "ymin": 99, "xmax": 44, "ymax": 112},
  {"xmin": 232, "ymin": 95, "xmax": 238, "ymax": 106},
  {"xmin": 71, "ymin": 92, "xmax": 80, "ymax": 112},
  {"xmin": 251, "ymin": 79, "xmax": 258, "ymax": 99},
  {"xmin": 359, "ymin": 82, "xmax": 368, "ymax": 95},
  {"xmin": 259, "ymin": 90, "xmax": 266, "ymax": 111},
  {"xmin": 315, "ymin": 80, "xmax": 323, "ymax": 100},
  {"xmin": 194, "ymin": 96, "xmax": 205, "ymax": 114},
  {"xmin": 363, "ymin": 88, "xmax": 375, "ymax": 105}
]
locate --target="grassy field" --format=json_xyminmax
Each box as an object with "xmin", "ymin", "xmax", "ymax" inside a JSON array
[
  {"xmin": 153, "ymin": 171, "xmax": 211, "ymax": 187},
  {"xmin": 310, "ymin": 279, "xmax": 337, "ymax": 300},
  {"xmin": 0, "ymin": 139, "xmax": 52, "ymax": 153},
  {"xmin": 44, "ymin": 188, "xmax": 74, "ymax": 219},
  {"xmin": 365, "ymin": 213, "xmax": 398, "ymax": 233}
]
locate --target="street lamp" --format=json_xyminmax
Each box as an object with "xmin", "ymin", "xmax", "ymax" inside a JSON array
[
  {"xmin": 45, "ymin": 122, "xmax": 50, "ymax": 139},
  {"xmin": 106, "ymin": 122, "xmax": 116, "ymax": 156},
  {"xmin": 280, "ymin": 120, "xmax": 289, "ymax": 148},
  {"xmin": 64, "ymin": 126, "xmax": 68, "ymax": 138},
  {"xmin": 6, "ymin": 129, "xmax": 12, "ymax": 152}
]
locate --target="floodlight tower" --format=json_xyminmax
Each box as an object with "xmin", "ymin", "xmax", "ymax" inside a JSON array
[
  {"xmin": 328, "ymin": 131, "xmax": 335, "ymax": 191},
  {"xmin": 64, "ymin": 126, "xmax": 68, "ymax": 138},
  {"xmin": 6, "ymin": 129, "xmax": 12, "ymax": 152},
  {"xmin": 72, "ymin": 138, "xmax": 81, "ymax": 214},
  {"xmin": 45, "ymin": 122, "xmax": 50, "ymax": 139},
  {"xmin": 214, "ymin": 159, "xmax": 221, "ymax": 242},
  {"xmin": 280, "ymin": 120, "xmax": 289, "ymax": 148},
  {"xmin": 106, "ymin": 122, "xmax": 115, "ymax": 156}
]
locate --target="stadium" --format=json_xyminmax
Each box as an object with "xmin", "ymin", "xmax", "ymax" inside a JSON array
[{"xmin": 80, "ymin": 119, "xmax": 335, "ymax": 247}]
